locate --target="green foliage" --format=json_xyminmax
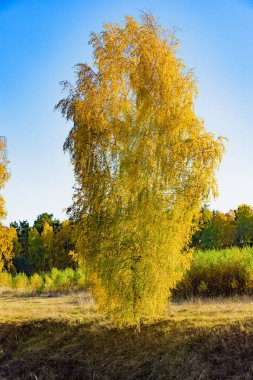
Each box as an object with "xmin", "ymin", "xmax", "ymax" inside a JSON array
[
  {"xmin": 0, "ymin": 267, "xmax": 85, "ymax": 294},
  {"xmin": 12, "ymin": 273, "xmax": 29, "ymax": 289},
  {"xmin": 64, "ymin": 267, "xmax": 75, "ymax": 280},
  {"xmin": 200, "ymin": 212, "xmax": 236, "ymax": 249},
  {"xmin": 11, "ymin": 216, "xmax": 78, "ymax": 275},
  {"xmin": 28, "ymin": 227, "xmax": 43, "ymax": 273},
  {"xmin": 49, "ymin": 220, "xmax": 77, "ymax": 270},
  {"xmin": 75, "ymin": 267, "xmax": 86, "ymax": 289},
  {"xmin": 50, "ymin": 267, "xmax": 59, "ymax": 281},
  {"xmin": 175, "ymin": 247, "xmax": 253, "ymax": 298},
  {"xmin": 197, "ymin": 280, "xmax": 207, "ymax": 294},
  {"xmin": 53, "ymin": 270, "xmax": 71, "ymax": 292},
  {"xmin": 192, "ymin": 204, "xmax": 253, "ymax": 250},
  {"xmin": 34, "ymin": 213, "xmax": 60, "ymax": 234},
  {"xmin": 235, "ymin": 205, "xmax": 253, "ymax": 245}
]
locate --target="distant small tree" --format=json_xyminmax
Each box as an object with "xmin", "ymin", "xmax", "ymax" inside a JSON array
[
  {"xmin": 199, "ymin": 211, "xmax": 236, "ymax": 249},
  {"xmin": 57, "ymin": 14, "xmax": 225, "ymax": 326},
  {"xmin": 41, "ymin": 221, "xmax": 54, "ymax": 271},
  {"xmin": 235, "ymin": 204, "xmax": 253, "ymax": 245},
  {"xmin": 52, "ymin": 220, "xmax": 77, "ymax": 269},
  {"xmin": 192, "ymin": 206, "xmax": 213, "ymax": 247},
  {"xmin": 34, "ymin": 213, "xmax": 60, "ymax": 234},
  {"xmin": 11, "ymin": 220, "xmax": 30, "ymax": 273},
  {"xmin": 28, "ymin": 227, "xmax": 43, "ymax": 274}
]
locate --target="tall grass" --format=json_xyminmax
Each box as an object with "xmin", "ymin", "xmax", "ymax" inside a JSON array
[{"xmin": 174, "ymin": 246, "xmax": 253, "ymax": 298}]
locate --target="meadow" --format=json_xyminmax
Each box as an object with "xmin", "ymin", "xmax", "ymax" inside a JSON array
[
  {"xmin": 2, "ymin": 248, "xmax": 253, "ymax": 378},
  {"xmin": 1, "ymin": 292, "xmax": 253, "ymax": 379}
]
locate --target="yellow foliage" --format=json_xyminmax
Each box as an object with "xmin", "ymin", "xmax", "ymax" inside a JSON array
[
  {"xmin": 44, "ymin": 274, "xmax": 53, "ymax": 292},
  {"xmin": 0, "ymin": 271, "xmax": 12, "ymax": 287},
  {"xmin": 57, "ymin": 14, "xmax": 225, "ymax": 325},
  {"xmin": 12, "ymin": 273, "xmax": 28, "ymax": 289},
  {"xmin": 41, "ymin": 222, "xmax": 54, "ymax": 270},
  {"xmin": 0, "ymin": 138, "xmax": 10, "ymax": 221},
  {"xmin": 30, "ymin": 273, "xmax": 43, "ymax": 292},
  {"xmin": 0, "ymin": 225, "xmax": 17, "ymax": 272},
  {"xmin": 0, "ymin": 138, "xmax": 14, "ymax": 273}
]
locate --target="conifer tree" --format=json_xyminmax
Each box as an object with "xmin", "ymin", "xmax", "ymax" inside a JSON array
[
  {"xmin": 52, "ymin": 220, "xmax": 77, "ymax": 269},
  {"xmin": 28, "ymin": 227, "xmax": 43, "ymax": 274},
  {"xmin": 57, "ymin": 14, "xmax": 225, "ymax": 326}
]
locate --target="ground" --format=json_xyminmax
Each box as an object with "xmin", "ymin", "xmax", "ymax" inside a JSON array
[{"xmin": 1, "ymin": 293, "xmax": 253, "ymax": 379}]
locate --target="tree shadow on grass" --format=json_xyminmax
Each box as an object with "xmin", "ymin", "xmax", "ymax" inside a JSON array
[{"xmin": 1, "ymin": 318, "xmax": 253, "ymax": 379}]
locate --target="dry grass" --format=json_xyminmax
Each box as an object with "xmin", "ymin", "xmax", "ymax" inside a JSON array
[
  {"xmin": 1, "ymin": 293, "xmax": 253, "ymax": 379},
  {"xmin": 2, "ymin": 292, "xmax": 253, "ymax": 326},
  {"xmin": 0, "ymin": 291, "xmax": 96, "ymax": 323},
  {"xmin": 169, "ymin": 296, "xmax": 253, "ymax": 326},
  {"xmin": 0, "ymin": 292, "xmax": 251, "ymax": 323}
]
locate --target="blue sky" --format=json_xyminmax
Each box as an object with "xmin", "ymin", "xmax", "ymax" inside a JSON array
[{"xmin": 1, "ymin": 0, "xmax": 253, "ymax": 224}]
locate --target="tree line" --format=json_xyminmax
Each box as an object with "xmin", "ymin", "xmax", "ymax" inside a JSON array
[
  {"xmin": 1, "ymin": 213, "xmax": 78, "ymax": 276},
  {"xmin": 193, "ymin": 204, "xmax": 253, "ymax": 249},
  {"xmin": 1, "ymin": 203, "xmax": 252, "ymax": 277}
]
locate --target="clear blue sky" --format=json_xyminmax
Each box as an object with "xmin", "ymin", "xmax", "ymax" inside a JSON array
[{"xmin": 1, "ymin": 0, "xmax": 253, "ymax": 225}]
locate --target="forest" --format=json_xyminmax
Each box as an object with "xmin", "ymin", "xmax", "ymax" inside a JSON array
[{"xmin": 2, "ymin": 205, "xmax": 253, "ymax": 298}]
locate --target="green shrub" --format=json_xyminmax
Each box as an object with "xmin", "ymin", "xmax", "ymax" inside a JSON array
[
  {"xmin": 12, "ymin": 273, "xmax": 29, "ymax": 289},
  {"xmin": 197, "ymin": 280, "xmax": 207, "ymax": 294},
  {"xmin": 75, "ymin": 267, "xmax": 86, "ymax": 289},
  {"xmin": 64, "ymin": 267, "xmax": 75, "ymax": 281},
  {"xmin": 174, "ymin": 247, "xmax": 253, "ymax": 298},
  {"xmin": 50, "ymin": 268, "xmax": 59, "ymax": 281},
  {"xmin": 54, "ymin": 271, "xmax": 71, "ymax": 292}
]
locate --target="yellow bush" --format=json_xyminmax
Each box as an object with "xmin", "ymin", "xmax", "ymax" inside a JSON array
[
  {"xmin": 43, "ymin": 274, "xmax": 53, "ymax": 292},
  {"xmin": 30, "ymin": 273, "xmax": 43, "ymax": 292},
  {"xmin": 12, "ymin": 273, "xmax": 28, "ymax": 289},
  {"xmin": 50, "ymin": 268, "xmax": 59, "ymax": 281},
  {"xmin": 0, "ymin": 271, "xmax": 12, "ymax": 288}
]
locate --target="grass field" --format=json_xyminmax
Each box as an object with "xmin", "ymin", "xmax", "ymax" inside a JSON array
[{"xmin": 1, "ymin": 293, "xmax": 253, "ymax": 379}]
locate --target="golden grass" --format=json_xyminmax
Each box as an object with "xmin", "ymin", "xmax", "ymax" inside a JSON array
[
  {"xmin": 169, "ymin": 296, "xmax": 253, "ymax": 327},
  {"xmin": 1, "ymin": 291, "xmax": 253, "ymax": 327},
  {"xmin": 0, "ymin": 291, "xmax": 96, "ymax": 323}
]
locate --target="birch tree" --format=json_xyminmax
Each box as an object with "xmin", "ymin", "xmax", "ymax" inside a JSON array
[{"xmin": 57, "ymin": 14, "xmax": 225, "ymax": 326}]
